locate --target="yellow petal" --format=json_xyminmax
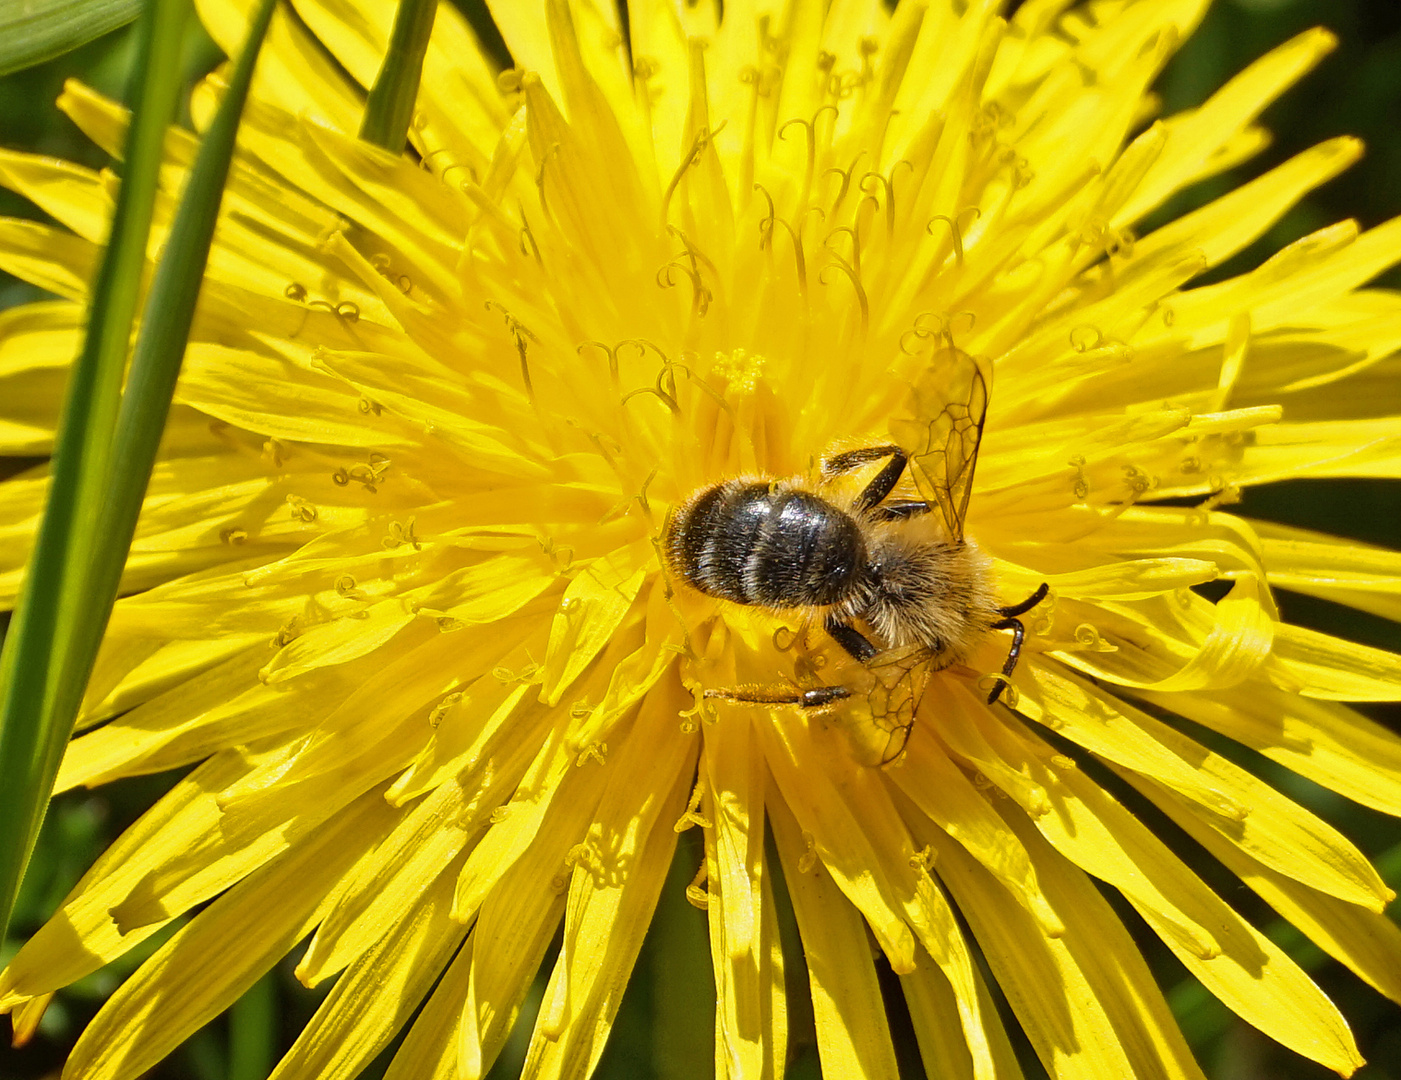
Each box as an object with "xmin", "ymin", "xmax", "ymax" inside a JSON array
[
  {"xmin": 380, "ymin": 937, "xmax": 476, "ymax": 1080},
  {"xmin": 928, "ymin": 809, "xmax": 1209, "ymax": 1080},
  {"xmin": 1111, "ymin": 701, "xmax": 1392, "ymax": 910},
  {"xmin": 109, "ymin": 749, "xmax": 378, "ymax": 934},
  {"xmin": 0, "ymin": 149, "xmax": 110, "ymax": 243},
  {"xmin": 267, "ymin": 854, "xmax": 469, "ymax": 1080},
  {"xmin": 177, "ymin": 342, "xmax": 418, "ymax": 449},
  {"xmin": 985, "ymin": 717, "xmax": 1221, "ymax": 956},
  {"xmin": 697, "ymin": 701, "xmax": 777, "ymax": 1077},
  {"xmin": 566, "ymin": 580, "xmax": 681, "ymax": 750},
  {"xmin": 302, "ymin": 123, "xmax": 471, "ymax": 272},
  {"xmin": 0, "ymin": 751, "xmax": 265, "ymax": 1005},
  {"xmin": 994, "ymin": 557, "xmax": 1217, "ymax": 602},
  {"xmin": 80, "ymin": 625, "xmax": 265, "ymax": 729},
  {"xmin": 0, "ymin": 302, "xmax": 80, "ymax": 453},
  {"xmin": 1051, "ymin": 577, "xmax": 1274, "ymax": 693},
  {"xmin": 1046, "ymin": 507, "xmax": 1271, "ymax": 598},
  {"xmin": 61, "ymin": 789, "xmax": 399, "ymax": 1080},
  {"xmin": 702, "ymin": 704, "xmax": 763, "ymax": 961},
  {"xmin": 5, "ymin": 993, "xmax": 53, "ymax": 1048},
  {"xmin": 1180, "ymin": 813, "xmax": 1401, "ymax": 1008},
  {"xmin": 757, "ymin": 707, "xmax": 916, "ymax": 972},
  {"xmin": 486, "ymin": 0, "xmax": 556, "ymax": 96},
  {"xmin": 0, "ymin": 217, "xmax": 96, "ymax": 298},
  {"xmin": 1251, "ymin": 517, "xmax": 1401, "ymax": 621},
  {"xmin": 769, "ymin": 793, "xmax": 901, "ymax": 1080},
  {"xmin": 259, "ymin": 599, "xmax": 418, "ymax": 683},
  {"xmin": 302, "ymin": 336, "xmax": 554, "ymax": 480},
  {"xmin": 0, "ymin": 298, "xmax": 81, "ymax": 370},
  {"xmin": 1010, "ymin": 729, "xmax": 1362, "ymax": 1075},
  {"xmin": 194, "ymin": 0, "xmax": 361, "ymax": 129},
  {"xmin": 309, "ymin": 685, "xmax": 551, "ymax": 986},
  {"xmin": 523, "ymin": 685, "xmax": 696, "ymax": 1079},
  {"xmin": 1133, "ymin": 683, "xmax": 1401, "ymax": 816},
  {"xmin": 544, "ymin": 0, "xmax": 656, "ymax": 211},
  {"xmin": 59, "ymin": 646, "xmax": 279, "ymax": 790},
  {"xmin": 296, "ymin": 0, "xmax": 510, "ymax": 180},
  {"xmin": 1122, "ymin": 27, "xmax": 1336, "ymax": 221},
  {"xmin": 624, "ymin": 0, "xmax": 690, "ymax": 169},
  {"xmin": 455, "ymin": 783, "xmax": 581, "ymax": 1080},
  {"xmin": 929, "ymin": 682, "xmax": 1052, "ymax": 818},
  {"xmin": 1240, "ymin": 417, "xmax": 1401, "ymax": 484},
  {"xmin": 756, "ymin": 683, "xmax": 1002, "ymax": 1078},
  {"xmin": 1127, "ymin": 137, "xmax": 1361, "ymax": 273},
  {"xmin": 892, "ymin": 733, "xmax": 1063, "ymax": 937},
  {"xmin": 1173, "ymin": 217, "xmax": 1401, "ymax": 341},
  {"xmin": 1270, "ymin": 621, "xmax": 1401, "ymax": 700},
  {"xmin": 453, "ymin": 657, "xmax": 625, "ymax": 921},
  {"xmin": 1014, "ymin": 662, "xmax": 1247, "ymax": 820},
  {"xmin": 701, "ymin": 761, "xmax": 787, "ymax": 1080},
  {"xmin": 541, "ymin": 539, "xmax": 651, "ymax": 703},
  {"xmin": 900, "ymin": 949, "xmax": 1026, "ymax": 1080},
  {"xmin": 296, "ymin": 779, "xmax": 481, "ymax": 986},
  {"xmin": 227, "ymin": 625, "xmax": 536, "ymax": 811},
  {"xmin": 388, "ymin": 673, "xmax": 542, "ymax": 804}
]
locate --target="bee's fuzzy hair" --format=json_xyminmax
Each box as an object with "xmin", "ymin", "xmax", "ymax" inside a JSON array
[{"xmin": 835, "ymin": 521, "xmax": 996, "ymax": 665}]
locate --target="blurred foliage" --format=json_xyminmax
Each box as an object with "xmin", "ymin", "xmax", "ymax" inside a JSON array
[
  {"xmin": 0, "ymin": 0, "xmax": 1399, "ymax": 1077},
  {"xmin": 0, "ymin": 0, "xmax": 142, "ymax": 80}
]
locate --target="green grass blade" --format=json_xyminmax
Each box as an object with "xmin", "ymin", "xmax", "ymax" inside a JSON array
[
  {"xmin": 0, "ymin": 0, "xmax": 144, "ymax": 77},
  {"xmin": 228, "ymin": 970, "xmax": 277, "ymax": 1080},
  {"xmin": 0, "ymin": 0, "xmax": 276, "ymax": 942},
  {"xmin": 83, "ymin": 0, "xmax": 278, "ymax": 653},
  {"xmin": 33, "ymin": 0, "xmax": 281, "ymax": 848},
  {"xmin": 0, "ymin": 0, "xmax": 190, "ymax": 940},
  {"xmin": 358, "ymin": 0, "xmax": 437, "ymax": 151}
]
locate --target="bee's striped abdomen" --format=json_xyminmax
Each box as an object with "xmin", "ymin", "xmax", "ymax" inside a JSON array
[{"xmin": 665, "ymin": 480, "xmax": 867, "ymax": 608}]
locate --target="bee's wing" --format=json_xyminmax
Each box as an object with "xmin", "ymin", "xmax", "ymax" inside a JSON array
[
  {"xmin": 889, "ymin": 346, "xmax": 989, "ymax": 542},
  {"xmin": 860, "ymin": 645, "xmax": 929, "ymax": 765}
]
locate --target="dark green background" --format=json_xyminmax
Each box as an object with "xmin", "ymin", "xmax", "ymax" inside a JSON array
[{"xmin": 1, "ymin": 0, "xmax": 1399, "ymax": 1077}]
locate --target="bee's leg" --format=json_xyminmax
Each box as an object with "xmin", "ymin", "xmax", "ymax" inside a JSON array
[
  {"xmin": 704, "ymin": 614, "xmax": 882, "ymax": 711},
  {"xmin": 824, "ymin": 614, "xmax": 879, "ymax": 662},
  {"xmin": 870, "ymin": 499, "xmax": 931, "ymax": 522},
  {"xmin": 986, "ymin": 616, "xmax": 1025, "ymax": 704},
  {"xmin": 986, "ymin": 583, "xmax": 1049, "ymax": 704},
  {"xmin": 705, "ymin": 685, "xmax": 852, "ymax": 709},
  {"xmin": 822, "ymin": 444, "xmax": 902, "ymax": 476},
  {"xmin": 998, "ymin": 581, "xmax": 1049, "ymax": 619},
  {"xmin": 822, "ymin": 445, "xmax": 908, "ymax": 513}
]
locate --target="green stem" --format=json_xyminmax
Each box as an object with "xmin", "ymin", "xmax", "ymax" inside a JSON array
[
  {"xmin": 0, "ymin": 0, "xmax": 279, "ymax": 940},
  {"xmin": 228, "ymin": 969, "xmax": 277, "ymax": 1080},
  {"xmin": 0, "ymin": 0, "xmax": 189, "ymax": 940},
  {"xmin": 359, "ymin": 0, "xmax": 437, "ymax": 152}
]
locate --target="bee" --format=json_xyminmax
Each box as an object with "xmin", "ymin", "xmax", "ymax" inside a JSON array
[{"xmin": 663, "ymin": 345, "xmax": 1048, "ymax": 761}]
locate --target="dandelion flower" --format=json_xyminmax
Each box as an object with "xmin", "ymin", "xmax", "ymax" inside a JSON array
[{"xmin": 4, "ymin": 0, "xmax": 1401, "ymax": 1078}]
